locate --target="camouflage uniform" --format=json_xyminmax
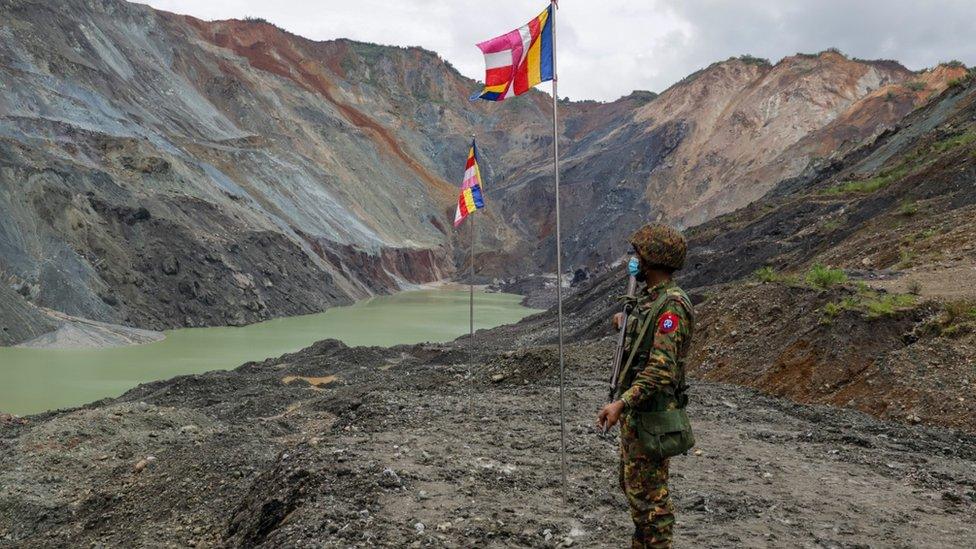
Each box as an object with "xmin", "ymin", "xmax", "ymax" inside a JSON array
[{"xmin": 616, "ymin": 224, "xmax": 695, "ymax": 549}]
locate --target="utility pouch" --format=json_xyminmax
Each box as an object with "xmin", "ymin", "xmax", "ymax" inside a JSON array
[{"xmin": 636, "ymin": 409, "xmax": 695, "ymax": 460}]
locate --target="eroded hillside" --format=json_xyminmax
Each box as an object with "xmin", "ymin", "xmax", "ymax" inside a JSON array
[{"xmin": 0, "ymin": 0, "xmax": 964, "ymax": 340}]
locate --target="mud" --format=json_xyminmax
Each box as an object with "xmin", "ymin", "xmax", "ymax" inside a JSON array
[{"xmin": 2, "ymin": 333, "xmax": 974, "ymax": 548}]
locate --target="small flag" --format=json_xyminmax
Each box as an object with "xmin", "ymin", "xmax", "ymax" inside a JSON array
[
  {"xmin": 454, "ymin": 140, "xmax": 486, "ymax": 227},
  {"xmin": 474, "ymin": 4, "xmax": 554, "ymax": 101}
]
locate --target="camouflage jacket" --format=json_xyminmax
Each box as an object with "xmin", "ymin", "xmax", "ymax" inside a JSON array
[{"xmin": 618, "ymin": 279, "xmax": 695, "ymax": 410}]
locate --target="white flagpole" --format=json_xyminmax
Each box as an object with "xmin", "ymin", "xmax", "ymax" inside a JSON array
[{"xmin": 549, "ymin": 0, "xmax": 568, "ymax": 504}]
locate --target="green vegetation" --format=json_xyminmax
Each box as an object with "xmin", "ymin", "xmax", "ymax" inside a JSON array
[
  {"xmin": 931, "ymin": 300, "xmax": 976, "ymax": 338},
  {"xmin": 896, "ymin": 247, "xmax": 916, "ymax": 269},
  {"xmin": 752, "ymin": 266, "xmax": 801, "ymax": 286},
  {"xmin": 823, "ymin": 164, "xmax": 910, "ymax": 195},
  {"xmin": 753, "ymin": 266, "xmax": 778, "ymax": 283},
  {"xmin": 806, "ymin": 263, "xmax": 848, "ymax": 289},
  {"xmin": 897, "ymin": 200, "xmax": 918, "ymax": 216},
  {"xmin": 942, "ymin": 60, "xmax": 967, "ymax": 69},
  {"xmin": 828, "ymin": 129, "xmax": 976, "ymax": 196},
  {"xmin": 628, "ymin": 90, "xmax": 659, "ymax": 105},
  {"xmin": 863, "ymin": 293, "xmax": 917, "ymax": 318},
  {"xmin": 821, "ymin": 288, "xmax": 917, "ymax": 322},
  {"xmin": 907, "ymin": 280, "xmax": 922, "ymax": 296},
  {"xmin": 242, "ymin": 16, "xmax": 270, "ymax": 24},
  {"xmin": 930, "ymin": 131, "xmax": 976, "ymax": 154},
  {"xmin": 822, "ymin": 219, "xmax": 842, "ymax": 231},
  {"xmin": 905, "ymin": 81, "xmax": 927, "ymax": 92},
  {"xmin": 948, "ymin": 77, "xmax": 969, "ymax": 88},
  {"xmin": 738, "ymin": 54, "xmax": 771, "ymax": 66}
]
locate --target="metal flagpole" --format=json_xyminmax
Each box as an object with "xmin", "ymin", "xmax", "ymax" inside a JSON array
[
  {"xmin": 470, "ymin": 209, "xmax": 475, "ymax": 337},
  {"xmin": 470, "ymin": 135, "xmax": 477, "ymax": 338},
  {"xmin": 550, "ymin": 0, "xmax": 568, "ymax": 504}
]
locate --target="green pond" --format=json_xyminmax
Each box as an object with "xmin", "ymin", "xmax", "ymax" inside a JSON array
[{"xmin": 0, "ymin": 289, "xmax": 539, "ymax": 416}]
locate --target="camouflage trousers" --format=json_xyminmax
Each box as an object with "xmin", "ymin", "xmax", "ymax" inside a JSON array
[{"xmin": 619, "ymin": 413, "xmax": 675, "ymax": 549}]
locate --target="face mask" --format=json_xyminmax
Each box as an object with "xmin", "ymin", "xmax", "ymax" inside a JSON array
[{"xmin": 627, "ymin": 257, "xmax": 640, "ymax": 277}]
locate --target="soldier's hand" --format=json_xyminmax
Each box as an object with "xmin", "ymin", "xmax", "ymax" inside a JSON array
[
  {"xmin": 596, "ymin": 400, "xmax": 626, "ymax": 431},
  {"xmin": 611, "ymin": 312, "xmax": 625, "ymax": 331}
]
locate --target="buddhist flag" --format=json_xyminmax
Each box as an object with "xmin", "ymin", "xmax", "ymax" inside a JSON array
[
  {"xmin": 454, "ymin": 140, "xmax": 486, "ymax": 227},
  {"xmin": 474, "ymin": 4, "xmax": 554, "ymax": 101}
]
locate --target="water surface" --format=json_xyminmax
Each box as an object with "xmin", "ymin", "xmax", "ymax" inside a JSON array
[{"xmin": 0, "ymin": 289, "xmax": 538, "ymax": 416}]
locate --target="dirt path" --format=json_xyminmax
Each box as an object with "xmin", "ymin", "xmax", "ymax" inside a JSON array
[
  {"xmin": 865, "ymin": 262, "xmax": 976, "ymax": 301},
  {"xmin": 2, "ymin": 339, "xmax": 973, "ymax": 548}
]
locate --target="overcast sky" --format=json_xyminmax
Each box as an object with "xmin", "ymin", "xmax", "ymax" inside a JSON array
[{"xmin": 140, "ymin": 0, "xmax": 976, "ymax": 102}]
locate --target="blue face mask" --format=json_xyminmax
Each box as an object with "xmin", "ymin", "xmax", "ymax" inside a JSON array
[{"xmin": 627, "ymin": 257, "xmax": 640, "ymax": 277}]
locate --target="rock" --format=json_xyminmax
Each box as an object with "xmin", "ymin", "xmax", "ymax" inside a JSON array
[
  {"xmin": 133, "ymin": 456, "xmax": 156, "ymax": 473},
  {"xmin": 161, "ymin": 255, "xmax": 180, "ymax": 275},
  {"xmin": 491, "ymin": 374, "xmax": 506, "ymax": 383},
  {"xmin": 379, "ymin": 468, "xmax": 402, "ymax": 488},
  {"xmin": 436, "ymin": 522, "xmax": 451, "ymax": 531},
  {"xmin": 414, "ymin": 522, "xmax": 425, "ymax": 534},
  {"xmin": 543, "ymin": 528, "xmax": 553, "ymax": 542},
  {"xmin": 942, "ymin": 491, "xmax": 963, "ymax": 504}
]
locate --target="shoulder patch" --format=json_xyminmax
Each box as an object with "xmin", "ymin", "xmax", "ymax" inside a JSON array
[{"xmin": 657, "ymin": 311, "xmax": 679, "ymax": 334}]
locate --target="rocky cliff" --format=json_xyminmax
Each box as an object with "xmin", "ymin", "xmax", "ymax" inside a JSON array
[{"xmin": 0, "ymin": 0, "xmax": 964, "ymax": 337}]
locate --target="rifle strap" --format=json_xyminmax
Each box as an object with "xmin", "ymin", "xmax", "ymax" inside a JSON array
[
  {"xmin": 617, "ymin": 308, "xmax": 655, "ymax": 393},
  {"xmin": 616, "ymin": 293, "xmax": 691, "ymax": 399}
]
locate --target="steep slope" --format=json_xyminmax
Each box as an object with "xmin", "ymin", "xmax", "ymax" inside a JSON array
[
  {"xmin": 0, "ymin": 0, "xmax": 963, "ymax": 339},
  {"xmin": 0, "ymin": 284, "xmax": 57, "ymax": 346},
  {"xmin": 533, "ymin": 74, "xmax": 976, "ymax": 432},
  {"xmin": 504, "ymin": 53, "xmax": 965, "ymax": 270}
]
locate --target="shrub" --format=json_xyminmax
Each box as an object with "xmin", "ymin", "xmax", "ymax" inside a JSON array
[
  {"xmin": 944, "ymin": 300, "xmax": 976, "ymax": 324},
  {"xmin": 752, "ymin": 266, "xmax": 801, "ymax": 286},
  {"xmin": 905, "ymin": 81, "xmax": 927, "ymax": 92},
  {"xmin": 942, "ymin": 60, "xmax": 966, "ymax": 69},
  {"xmin": 897, "ymin": 248, "xmax": 915, "ymax": 269},
  {"xmin": 907, "ymin": 280, "xmax": 922, "ymax": 295},
  {"xmin": 806, "ymin": 263, "xmax": 847, "ymax": 289},
  {"xmin": 897, "ymin": 200, "xmax": 918, "ymax": 216},
  {"xmin": 243, "ymin": 16, "xmax": 270, "ymax": 24},
  {"xmin": 932, "ymin": 300, "xmax": 976, "ymax": 338},
  {"xmin": 754, "ymin": 266, "xmax": 779, "ymax": 283},
  {"xmin": 821, "ymin": 291, "xmax": 916, "ymax": 321},
  {"xmin": 738, "ymin": 54, "xmax": 771, "ymax": 66},
  {"xmin": 864, "ymin": 294, "xmax": 916, "ymax": 319}
]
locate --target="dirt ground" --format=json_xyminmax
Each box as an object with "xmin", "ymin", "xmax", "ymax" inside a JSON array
[
  {"xmin": 865, "ymin": 263, "xmax": 976, "ymax": 301},
  {"xmin": 2, "ymin": 336, "xmax": 974, "ymax": 548}
]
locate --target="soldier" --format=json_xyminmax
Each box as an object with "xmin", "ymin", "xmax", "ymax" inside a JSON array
[{"xmin": 596, "ymin": 223, "xmax": 695, "ymax": 549}]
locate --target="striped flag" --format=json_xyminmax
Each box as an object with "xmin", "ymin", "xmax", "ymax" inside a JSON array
[
  {"xmin": 454, "ymin": 140, "xmax": 486, "ymax": 227},
  {"xmin": 474, "ymin": 4, "xmax": 554, "ymax": 101}
]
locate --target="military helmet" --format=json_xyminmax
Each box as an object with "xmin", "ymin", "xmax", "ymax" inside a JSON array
[{"xmin": 629, "ymin": 223, "xmax": 687, "ymax": 270}]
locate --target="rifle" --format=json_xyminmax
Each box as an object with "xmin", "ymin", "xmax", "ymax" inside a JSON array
[{"xmin": 604, "ymin": 257, "xmax": 638, "ymax": 433}]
